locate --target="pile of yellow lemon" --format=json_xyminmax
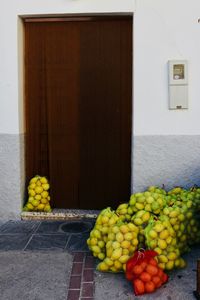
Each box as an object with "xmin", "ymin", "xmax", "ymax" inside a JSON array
[
  {"xmin": 23, "ymin": 175, "xmax": 51, "ymax": 212},
  {"xmin": 145, "ymin": 216, "xmax": 186, "ymax": 270},
  {"xmin": 87, "ymin": 186, "xmax": 200, "ymax": 274},
  {"xmin": 87, "ymin": 207, "xmax": 119, "ymax": 260},
  {"xmin": 96, "ymin": 222, "xmax": 139, "ymax": 273}
]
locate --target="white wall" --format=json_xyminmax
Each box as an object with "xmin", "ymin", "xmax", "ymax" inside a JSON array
[
  {"xmin": 1, "ymin": 0, "xmax": 200, "ymax": 135},
  {"xmin": 0, "ymin": 0, "xmax": 135, "ymax": 134},
  {"xmin": 134, "ymin": 0, "xmax": 200, "ymax": 135}
]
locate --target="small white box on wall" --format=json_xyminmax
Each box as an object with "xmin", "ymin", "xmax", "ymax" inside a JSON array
[{"xmin": 168, "ymin": 60, "xmax": 188, "ymax": 109}]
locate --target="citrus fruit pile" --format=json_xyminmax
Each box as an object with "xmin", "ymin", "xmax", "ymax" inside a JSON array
[
  {"xmin": 126, "ymin": 250, "xmax": 168, "ymax": 295},
  {"xmin": 87, "ymin": 185, "xmax": 200, "ymax": 273},
  {"xmin": 96, "ymin": 222, "xmax": 139, "ymax": 272},
  {"xmin": 23, "ymin": 175, "xmax": 51, "ymax": 212}
]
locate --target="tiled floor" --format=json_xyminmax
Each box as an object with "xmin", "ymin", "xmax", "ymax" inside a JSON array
[
  {"xmin": 0, "ymin": 219, "xmax": 96, "ymax": 300},
  {"xmin": 67, "ymin": 252, "xmax": 95, "ymax": 300},
  {"xmin": 0, "ymin": 219, "xmax": 95, "ymax": 252}
]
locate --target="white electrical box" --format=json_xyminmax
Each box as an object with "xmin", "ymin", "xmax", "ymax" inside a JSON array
[{"xmin": 168, "ymin": 60, "xmax": 188, "ymax": 109}]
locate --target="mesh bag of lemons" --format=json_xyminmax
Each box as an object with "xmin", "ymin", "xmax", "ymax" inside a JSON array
[
  {"xmin": 87, "ymin": 185, "xmax": 200, "ymax": 273},
  {"xmin": 23, "ymin": 175, "xmax": 52, "ymax": 212}
]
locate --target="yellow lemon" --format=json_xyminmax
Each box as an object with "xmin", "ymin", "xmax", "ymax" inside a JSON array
[
  {"xmin": 123, "ymin": 264, "xmax": 126, "ymax": 272},
  {"xmin": 119, "ymin": 208, "xmax": 128, "ymax": 215},
  {"xmin": 108, "ymin": 233, "xmax": 115, "ymax": 241},
  {"xmin": 114, "ymin": 260, "xmax": 122, "ymax": 270},
  {"xmin": 101, "ymin": 216, "xmax": 109, "ymax": 224},
  {"xmin": 158, "ymin": 255, "xmax": 168, "ymax": 263},
  {"xmin": 158, "ymin": 239, "xmax": 167, "ymax": 250},
  {"xmin": 108, "ymin": 217, "xmax": 117, "ymax": 226},
  {"xmin": 47, "ymin": 196, "xmax": 51, "ymax": 201},
  {"xmin": 178, "ymin": 214, "xmax": 185, "ymax": 221},
  {"xmin": 97, "ymin": 262, "xmax": 109, "ymax": 272},
  {"xmin": 41, "ymin": 198, "xmax": 48, "ymax": 204},
  {"xmin": 154, "ymin": 247, "xmax": 162, "ymax": 255},
  {"xmin": 37, "ymin": 203, "xmax": 45, "ymax": 210},
  {"xmin": 36, "ymin": 180, "xmax": 42, "ymax": 186},
  {"xmin": 32, "ymin": 200, "xmax": 40, "ymax": 207},
  {"xmin": 29, "ymin": 189, "xmax": 36, "ymax": 197},
  {"xmin": 90, "ymin": 238, "xmax": 98, "ymax": 246},
  {"xmin": 106, "ymin": 247, "xmax": 113, "ymax": 258},
  {"xmin": 117, "ymin": 203, "xmax": 128, "ymax": 210},
  {"xmin": 93, "ymin": 229, "xmax": 101, "ymax": 239},
  {"xmin": 171, "ymin": 238, "xmax": 177, "ymax": 246},
  {"xmin": 29, "ymin": 183, "xmax": 36, "ymax": 189},
  {"xmin": 167, "ymin": 252, "xmax": 177, "ymax": 260},
  {"xmin": 92, "ymin": 245, "xmax": 101, "ymax": 254},
  {"xmin": 166, "ymin": 236, "xmax": 172, "ymax": 244},
  {"xmin": 104, "ymin": 257, "xmax": 114, "ymax": 266},
  {"xmin": 28, "ymin": 196, "xmax": 34, "ymax": 203},
  {"xmin": 129, "ymin": 246, "xmax": 136, "ymax": 253},
  {"xmin": 106, "ymin": 241, "xmax": 112, "ymax": 249},
  {"xmin": 119, "ymin": 255, "xmax": 129, "ymax": 264},
  {"xmin": 112, "ymin": 241, "xmax": 121, "ymax": 249},
  {"xmin": 132, "ymin": 238, "xmax": 139, "ymax": 246},
  {"xmin": 133, "ymin": 218, "xmax": 143, "ymax": 226},
  {"xmin": 121, "ymin": 240, "xmax": 131, "ymax": 249},
  {"xmin": 42, "ymin": 183, "xmax": 50, "ymax": 191},
  {"xmin": 174, "ymin": 258, "xmax": 180, "ymax": 268},
  {"xmin": 98, "ymin": 253, "xmax": 105, "ymax": 260},
  {"xmin": 120, "ymin": 224, "xmax": 129, "ymax": 234},
  {"xmin": 128, "ymin": 207, "xmax": 133, "ymax": 215},
  {"xmin": 124, "ymin": 232, "xmax": 133, "ymax": 241},
  {"xmin": 179, "ymin": 258, "xmax": 186, "ymax": 268},
  {"xmin": 40, "ymin": 177, "xmax": 48, "ymax": 184},
  {"xmin": 30, "ymin": 177, "xmax": 38, "ymax": 184},
  {"xmin": 44, "ymin": 205, "xmax": 51, "ymax": 212},
  {"xmin": 149, "ymin": 240, "xmax": 157, "ymax": 248},
  {"xmin": 165, "ymin": 261, "xmax": 174, "ymax": 270},
  {"xmin": 35, "ymin": 194, "xmax": 42, "ymax": 201},
  {"xmin": 41, "ymin": 191, "xmax": 48, "ymax": 198},
  {"xmin": 27, "ymin": 203, "xmax": 34, "ymax": 210},
  {"xmin": 98, "ymin": 241, "xmax": 105, "ymax": 248},
  {"xmin": 142, "ymin": 212, "xmax": 150, "ymax": 222},
  {"xmin": 159, "ymin": 229, "xmax": 169, "ymax": 240},
  {"xmin": 135, "ymin": 203, "xmax": 144, "ymax": 210},
  {"xmin": 128, "ymin": 223, "xmax": 139, "ymax": 233},
  {"xmin": 154, "ymin": 223, "xmax": 164, "ymax": 233},
  {"xmin": 145, "ymin": 204, "xmax": 152, "ymax": 211},
  {"xmin": 111, "ymin": 248, "xmax": 122, "ymax": 260},
  {"xmin": 169, "ymin": 210, "xmax": 179, "ymax": 218},
  {"xmin": 158, "ymin": 262, "xmax": 165, "ymax": 269},
  {"xmin": 149, "ymin": 229, "xmax": 158, "ymax": 239},
  {"xmin": 35, "ymin": 186, "xmax": 43, "ymax": 194},
  {"xmin": 112, "ymin": 226, "xmax": 120, "ymax": 234},
  {"xmin": 116, "ymin": 232, "xmax": 124, "ymax": 243},
  {"xmin": 122, "ymin": 249, "xmax": 129, "ymax": 255},
  {"xmin": 101, "ymin": 226, "xmax": 109, "ymax": 234},
  {"xmin": 170, "ymin": 218, "xmax": 177, "ymax": 226}
]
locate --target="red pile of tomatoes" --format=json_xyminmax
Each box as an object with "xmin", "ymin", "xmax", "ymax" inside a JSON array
[{"xmin": 126, "ymin": 250, "xmax": 168, "ymax": 295}]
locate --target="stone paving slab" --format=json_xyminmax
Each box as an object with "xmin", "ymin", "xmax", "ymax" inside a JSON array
[
  {"xmin": 94, "ymin": 245, "xmax": 200, "ymax": 300},
  {"xmin": 0, "ymin": 251, "xmax": 73, "ymax": 300}
]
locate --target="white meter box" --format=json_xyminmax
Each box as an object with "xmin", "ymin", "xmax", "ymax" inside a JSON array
[{"xmin": 168, "ymin": 60, "xmax": 188, "ymax": 109}]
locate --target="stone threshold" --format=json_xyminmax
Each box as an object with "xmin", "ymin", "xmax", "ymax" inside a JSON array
[{"xmin": 21, "ymin": 209, "xmax": 100, "ymax": 221}]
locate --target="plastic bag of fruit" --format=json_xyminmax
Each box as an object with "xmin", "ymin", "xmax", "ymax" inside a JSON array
[
  {"xmin": 125, "ymin": 250, "xmax": 168, "ymax": 295},
  {"xmin": 23, "ymin": 175, "xmax": 52, "ymax": 212}
]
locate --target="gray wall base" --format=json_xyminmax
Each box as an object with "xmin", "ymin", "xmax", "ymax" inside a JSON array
[{"xmin": 0, "ymin": 134, "xmax": 25, "ymax": 220}]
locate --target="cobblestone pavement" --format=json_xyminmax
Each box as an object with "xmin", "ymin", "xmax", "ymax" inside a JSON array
[{"xmin": 0, "ymin": 220, "xmax": 199, "ymax": 300}]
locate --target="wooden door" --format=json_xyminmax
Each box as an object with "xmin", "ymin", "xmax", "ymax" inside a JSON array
[{"xmin": 24, "ymin": 15, "xmax": 132, "ymax": 209}]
